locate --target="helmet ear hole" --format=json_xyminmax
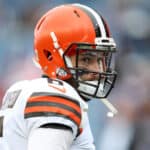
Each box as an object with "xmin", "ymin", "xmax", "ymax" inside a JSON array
[{"xmin": 43, "ymin": 50, "xmax": 53, "ymax": 61}]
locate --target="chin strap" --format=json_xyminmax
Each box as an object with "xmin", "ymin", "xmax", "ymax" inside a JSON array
[{"xmin": 100, "ymin": 98, "xmax": 118, "ymax": 118}]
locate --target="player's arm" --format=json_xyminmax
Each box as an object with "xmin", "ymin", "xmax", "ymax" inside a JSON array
[
  {"xmin": 25, "ymin": 91, "xmax": 82, "ymax": 149},
  {"xmin": 28, "ymin": 126, "xmax": 73, "ymax": 150}
]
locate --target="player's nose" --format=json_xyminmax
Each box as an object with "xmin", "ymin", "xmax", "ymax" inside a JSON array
[{"xmin": 91, "ymin": 62, "xmax": 101, "ymax": 72}]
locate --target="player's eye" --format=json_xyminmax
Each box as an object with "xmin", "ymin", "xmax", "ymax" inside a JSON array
[
  {"xmin": 82, "ymin": 57, "xmax": 91, "ymax": 63},
  {"xmin": 79, "ymin": 56, "xmax": 94, "ymax": 66}
]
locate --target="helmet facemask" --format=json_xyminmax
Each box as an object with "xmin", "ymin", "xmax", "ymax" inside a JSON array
[{"xmin": 63, "ymin": 43, "xmax": 117, "ymax": 100}]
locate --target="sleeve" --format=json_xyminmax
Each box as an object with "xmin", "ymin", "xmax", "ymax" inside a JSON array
[
  {"xmin": 24, "ymin": 92, "xmax": 82, "ymax": 138},
  {"xmin": 28, "ymin": 127, "xmax": 73, "ymax": 150},
  {"xmin": 71, "ymin": 112, "xmax": 95, "ymax": 150}
]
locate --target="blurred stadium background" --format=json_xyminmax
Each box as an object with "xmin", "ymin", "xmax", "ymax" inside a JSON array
[{"xmin": 0, "ymin": 0, "xmax": 150, "ymax": 149}]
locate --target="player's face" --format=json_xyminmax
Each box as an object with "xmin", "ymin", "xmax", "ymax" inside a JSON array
[{"xmin": 70, "ymin": 51, "xmax": 106, "ymax": 81}]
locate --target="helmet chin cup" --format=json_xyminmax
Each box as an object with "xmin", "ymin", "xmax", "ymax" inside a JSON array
[
  {"xmin": 78, "ymin": 80, "xmax": 104, "ymax": 99},
  {"xmin": 77, "ymin": 72, "xmax": 117, "ymax": 99}
]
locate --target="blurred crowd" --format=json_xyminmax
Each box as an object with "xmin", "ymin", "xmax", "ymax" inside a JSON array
[{"xmin": 0, "ymin": 0, "xmax": 150, "ymax": 149}]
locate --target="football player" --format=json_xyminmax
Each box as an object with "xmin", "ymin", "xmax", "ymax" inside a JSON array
[{"xmin": 0, "ymin": 3, "xmax": 117, "ymax": 150}]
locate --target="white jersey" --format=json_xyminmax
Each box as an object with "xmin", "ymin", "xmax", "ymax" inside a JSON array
[{"xmin": 0, "ymin": 77, "xmax": 95, "ymax": 150}]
